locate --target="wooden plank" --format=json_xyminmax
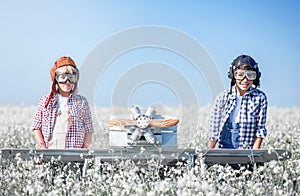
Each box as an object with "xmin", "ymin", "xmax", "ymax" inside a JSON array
[
  {"xmin": 1, "ymin": 148, "xmax": 291, "ymax": 166},
  {"xmin": 0, "ymin": 147, "xmax": 195, "ymax": 167},
  {"xmin": 198, "ymin": 149, "xmax": 292, "ymax": 165}
]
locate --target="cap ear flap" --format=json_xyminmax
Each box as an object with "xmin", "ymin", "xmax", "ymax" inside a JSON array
[
  {"xmin": 257, "ymin": 70, "xmax": 261, "ymax": 79},
  {"xmin": 75, "ymin": 67, "xmax": 79, "ymax": 81},
  {"xmin": 228, "ymin": 63, "xmax": 234, "ymax": 79},
  {"xmin": 50, "ymin": 66, "xmax": 57, "ymax": 81},
  {"xmin": 51, "ymin": 81, "xmax": 58, "ymax": 95}
]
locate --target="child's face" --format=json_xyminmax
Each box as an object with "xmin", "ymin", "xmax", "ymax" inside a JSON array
[
  {"xmin": 55, "ymin": 66, "xmax": 77, "ymax": 96},
  {"xmin": 58, "ymin": 79, "xmax": 73, "ymax": 94},
  {"xmin": 234, "ymin": 69, "xmax": 254, "ymax": 95}
]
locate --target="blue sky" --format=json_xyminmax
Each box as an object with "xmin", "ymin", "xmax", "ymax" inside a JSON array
[{"xmin": 0, "ymin": 0, "xmax": 299, "ymax": 107}]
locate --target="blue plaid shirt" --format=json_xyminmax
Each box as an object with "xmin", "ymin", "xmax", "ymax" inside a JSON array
[{"xmin": 208, "ymin": 86, "xmax": 268, "ymax": 149}]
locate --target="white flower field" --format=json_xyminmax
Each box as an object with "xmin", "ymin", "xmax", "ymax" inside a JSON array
[{"xmin": 0, "ymin": 105, "xmax": 299, "ymax": 195}]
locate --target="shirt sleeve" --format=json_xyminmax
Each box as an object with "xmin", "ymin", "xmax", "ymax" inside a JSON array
[
  {"xmin": 255, "ymin": 92, "xmax": 268, "ymax": 138},
  {"xmin": 32, "ymin": 95, "xmax": 45, "ymax": 131},
  {"xmin": 208, "ymin": 91, "xmax": 226, "ymax": 141},
  {"xmin": 83, "ymin": 98, "xmax": 94, "ymax": 133}
]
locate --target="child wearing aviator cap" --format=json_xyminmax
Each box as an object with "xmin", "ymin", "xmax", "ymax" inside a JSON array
[
  {"xmin": 208, "ymin": 54, "xmax": 268, "ymax": 149},
  {"xmin": 32, "ymin": 56, "xmax": 94, "ymax": 149}
]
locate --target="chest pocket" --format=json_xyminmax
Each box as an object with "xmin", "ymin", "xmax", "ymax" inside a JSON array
[
  {"xmin": 70, "ymin": 106, "xmax": 86, "ymax": 129},
  {"xmin": 248, "ymin": 99, "xmax": 260, "ymax": 117}
]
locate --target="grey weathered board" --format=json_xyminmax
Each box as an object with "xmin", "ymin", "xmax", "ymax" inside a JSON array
[
  {"xmin": 199, "ymin": 149, "xmax": 292, "ymax": 166},
  {"xmin": 0, "ymin": 147, "xmax": 291, "ymax": 167},
  {"xmin": 0, "ymin": 147, "xmax": 195, "ymax": 167}
]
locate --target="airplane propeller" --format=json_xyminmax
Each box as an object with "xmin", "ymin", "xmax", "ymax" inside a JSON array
[{"xmin": 107, "ymin": 105, "xmax": 179, "ymax": 129}]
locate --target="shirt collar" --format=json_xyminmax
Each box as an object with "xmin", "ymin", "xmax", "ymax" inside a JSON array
[
  {"xmin": 52, "ymin": 93, "xmax": 73, "ymax": 104},
  {"xmin": 54, "ymin": 93, "xmax": 74, "ymax": 98},
  {"xmin": 229, "ymin": 85, "xmax": 256, "ymax": 99}
]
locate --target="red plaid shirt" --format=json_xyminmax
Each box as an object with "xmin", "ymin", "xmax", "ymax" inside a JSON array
[{"xmin": 32, "ymin": 93, "xmax": 94, "ymax": 148}]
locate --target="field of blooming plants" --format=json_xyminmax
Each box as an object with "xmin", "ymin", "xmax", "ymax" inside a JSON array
[{"xmin": 0, "ymin": 105, "xmax": 299, "ymax": 195}]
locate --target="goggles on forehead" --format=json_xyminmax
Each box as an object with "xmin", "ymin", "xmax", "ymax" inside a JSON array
[
  {"xmin": 234, "ymin": 70, "xmax": 257, "ymax": 81},
  {"xmin": 55, "ymin": 73, "xmax": 78, "ymax": 84}
]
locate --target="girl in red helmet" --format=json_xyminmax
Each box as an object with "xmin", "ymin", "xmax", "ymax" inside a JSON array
[
  {"xmin": 208, "ymin": 54, "xmax": 267, "ymax": 149},
  {"xmin": 32, "ymin": 56, "xmax": 94, "ymax": 149}
]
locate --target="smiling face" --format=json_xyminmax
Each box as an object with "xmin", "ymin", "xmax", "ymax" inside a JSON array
[
  {"xmin": 55, "ymin": 65, "xmax": 78, "ymax": 97},
  {"xmin": 235, "ymin": 73, "xmax": 254, "ymax": 96},
  {"xmin": 234, "ymin": 65, "xmax": 256, "ymax": 96}
]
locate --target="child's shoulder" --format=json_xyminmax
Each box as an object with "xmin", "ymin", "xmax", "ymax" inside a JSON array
[
  {"xmin": 249, "ymin": 88, "xmax": 268, "ymax": 103},
  {"xmin": 72, "ymin": 94, "xmax": 89, "ymax": 102},
  {"xmin": 38, "ymin": 93, "xmax": 51, "ymax": 102},
  {"xmin": 214, "ymin": 89, "xmax": 232, "ymax": 103},
  {"xmin": 217, "ymin": 89, "xmax": 232, "ymax": 97},
  {"xmin": 250, "ymin": 88, "xmax": 267, "ymax": 98}
]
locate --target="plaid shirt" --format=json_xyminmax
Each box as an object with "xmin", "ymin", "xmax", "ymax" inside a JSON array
[
  {"xmin": 209, "ymin": 86, "xmax": 267, "ymax": 149},
  {"xmin": 32, "ymin": 93, "xmax": 94, "ymax": 148}
]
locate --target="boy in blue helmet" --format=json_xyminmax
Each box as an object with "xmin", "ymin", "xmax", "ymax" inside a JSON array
[{"xmin": 208, "ymin": 54, "xmax": 267, "ymax": 149}]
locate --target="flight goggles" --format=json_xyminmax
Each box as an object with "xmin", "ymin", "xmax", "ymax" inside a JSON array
[
  {"xmin": 234, "ymin": 70, "xmax": 257, "ymax": 81},
  {"xmin": 55, "ymin": 73, "xmax": 78, "ymax": 84}
]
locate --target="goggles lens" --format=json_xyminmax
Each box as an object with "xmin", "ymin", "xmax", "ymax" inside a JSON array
[
  {"xmin": 234, "ymin": 70, "xmax": 257, "ymax": 81},
  {"xmin": 55, "ymin": 73, "xmax": 77, "ymax": 84}
]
